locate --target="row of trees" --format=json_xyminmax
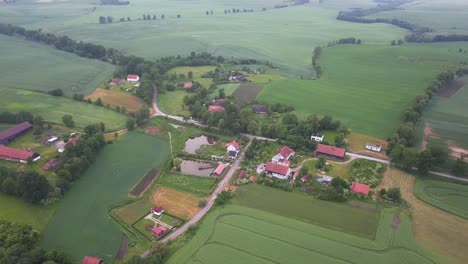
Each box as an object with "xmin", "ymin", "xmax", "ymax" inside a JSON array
[
  {"xmin": 99, "ymin": 14, "xmax": 168, "ymax": 24},
  {"xmin": 0, "ymin": 167, "xmax": 50, "ymax": 204},
  {"xmin": 223, "ymin": 8, "xmax": 254, "ymax": 14},
  {"xmin": 312, "ymin": 47, "xmax": 322, "ymax": 79}
]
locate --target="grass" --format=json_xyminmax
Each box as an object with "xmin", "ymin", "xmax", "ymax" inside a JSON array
[
  {"xmin": 84, "ymin": 88, "xmax": 147, "ymax": 113},
  {"xmin": 0, "ymin": 193, "xmax": 55, "ymax": 232},
  {"xmin": 414, "ymin": 177, "xmax": 468, "ymax": 219},
  {"xmin": 116, "ymin": 199, "xmax": 154, "ymax": 225},
  {"xmin": 0, "ymin": 87, "xmax": 126, "ymax": 131},
  {"xmin": 232, "ymin": 184, "xmax": 377, "ymax": 239},
  {"xmin": 232, "ymin": 83, "xmax": 264, "ymax": 103},
  {"xmin": 302, "ymin": 159, "xmax": 350, "ymax": 179},
  {"xmin": 0, "ymin": 35, "xmax": 114, "ymax": 95},
  {"xmin": 150, "ymin": 187, "xmax": 202, "ymax": 220},
  {"xmin": 248, "ymin": 73, "xmax": 289, "ymax": 84},
  {"xmin": 157, "ymin": 172, "xmax": 217, "ymax": 197},
  {"xmin": 40, "ymin": 132, "xmax": 169, "ymax": 262},
  {"xmin": 257, "ymin": 44, "xmax": 468, "ymax": 138},
  {"xmin": 167, "ymin": 204, "xmax": 438, "ymax": 264},
  {"xmin": 157, "ymin": 90, "xmax": 192, "ymax": 116},
  {"xmin": 347, "ymin": 132, "xmax": 388, "ymax": 154},
  {"xmin": 167, "ymin": 66, "xmax": 216, "ymax": 78},
  {"xmin": 208, "ymin": 83, "xmax": 239, "ymax": 99}
]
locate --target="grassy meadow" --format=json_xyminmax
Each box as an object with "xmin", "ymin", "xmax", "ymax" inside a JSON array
[
  {"xmin": 40, "ymin": 132, "xmax": 168, "ymax": 262},
  {"xmin": 157, "ymin": 172, "xmax": 217, "ymax": 197},
  {"xmin": 0, "ymin": 35, "xmax": 114, "ymax": 95},
  {"xmin": 0, "ymin": 88, "xmax": 126, "ymax": 131},
  {"xmin": 167, "ymin": 205, "xmax": 438, "ymax": 264},
  {"xmin": 157, "ymin": 90, "xmax": 191, "ymax": 116},
  {"xmin": 258, "ymin": 43, "xmax": 468, "ymax": 138}
]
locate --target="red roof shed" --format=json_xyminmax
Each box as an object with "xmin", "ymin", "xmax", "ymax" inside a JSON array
[
  {"xmin": 0, "ymin": 122, "xmax": 33, "ymax": 145},
  {"xmin": 225, "ymin": 140, "xmax": 239, "ymax": 150},
  {"xmin": 208, "ymin": 105, "xmax": 225, "ymax": 112},
  {"xmin": 213, "ymin": 163, "xmax": 226, "ymax": 176},
  {"xmin": 183, "ymin": 82, "xmax": 193, "ymax": 89},
  {"xmin": 316, "ymin": 144, "xmax": 346, "ymax": 159},
  {"xmin": 82, "ymin": 256, "xmax": 103, "ymax": 264},
  {"xmin": 152, "ymin": 206, "xmax": 164, "ymax": 214},
  {"xmin": 351, "ymin": 182, "xmax": 370, "ymax": 195}
]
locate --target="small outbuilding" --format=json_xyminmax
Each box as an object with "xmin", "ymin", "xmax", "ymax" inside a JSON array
[
  {"xmin": 151, "ymin": 206, "xmax": 165, "ymax": 216},
  {"xmin": 153, "ymin": 226, "xmax": 168, "ymax": 238},
  {"xmin": 272, "ymin": 146, "xmax": 295, "ymax": 165},
  {"xmin": 208, "ymin": 105, "xmax": 225, "ymax": 112},
  {"xmin": 252, "ymin": 105, "xmax": 268, "ymax": 114},
  {"xmin": 265, "ymin": 162, "xmax": 291, "ymax": 180},
  {"xmin": 82, "ymin": 256, "xmax": 104, "ymax": 264},
  {"xmin": 365, "ymin": 144, "xmax": 382, "ymax": 152},
  {"xmin": 43, "ymin": 158, "xmax": 60, "ymax": 170},
  {"xmin": 212, "ymin": 163, "xmax": 226, "ymax": 176},
  {"xmin": 0, "ymin": 146, "xmax": 40, "ymax": 163},
  {"xmin": 316, "ymin": 144, "xmax": 346, "ymax": 160},
  {"xmin": 310, "ymin": 133, "xmax": 324, "ymax": 142},
  {"xmin": 183, "ymin": 82, "xmax": 193, "ymax": 89},
  {"xmin": 351, "ymin": 182, "xmax": 370, "ymax": 195},
  {"xmin": 127, "ymin": 74, "xmax": 140, "ymax": 82},
  {"xmin": 225, "ymin": 140, "xmax": 239, "ymax": 158}
]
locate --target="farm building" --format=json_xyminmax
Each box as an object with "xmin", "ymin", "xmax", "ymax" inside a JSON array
[
  {"xmin": 229, "ymin": 74, "xmax": 246, "ymax": 82},
  {"xmin": 365, "ymin": 144, "xmax": 382, "ymax": 152},
  {"xmin": 151, "ymin": 206, "xmax": 165, "ymax": 216},
  {"xmin": 253, "ymin": 105, "xmax": 268, "ymax": 114},
  {"xmin": 110, "ymin": 77, "xmax": 124, "ymax": 86},
  {"xmin": 47, "ymin": 136, "xmax": 58, "ymax": 144},
  {"xmin": 153, "ymin": 226, "xmax": 168, "ymax": 238},
  {"xmin": 265, "ymin": 162, "xmax": 291, "ymax": 180},
  {"xmin": 82, "ymin": 256, "xmax": 103, "ymax": 264},
  {"xmin": 0, "ymin": 121, "xmax": 33, "ymax": 145},
  {"xmin": 272, "ymin": 146, "xmax": 295, "ymax": 165},
  {"xmin": 310, "ymin": 133, "xmax": 324, "ymax": 142},
  {"xmin": 0, "ymin": 146, "xmax": 40, "ymax": 163},
  {"xmin": 56, "ymin": 138, "xmax": 77, "ymax": 153},
  {"xmin": 316, "ymin": 144, "xmax": 346, "ymax": 160},
  {"xmin": 43, "ymin": 158, "xmax": 60, "ymax": 170},
  {"xmin": 208, "ymin": 105, "xmax": 225, "ymax": 112},
  {"xmin": 214, "ymin": 98, "xmax": 226, "ymax": 104},
  {"xmin": 351, "ymin": 182, "xmax": 370, "ymax": 195},
  {"xmin": 225, "ymin": 140, "xmax": 239, "ymax": 158},
  {"xmin": 183, "ymin": 82, "xmax": 193, "ymax": 89},
  {"xmin": 127, "ymin": 74, "xmax": 140, "ymax": 82},
  {"xmin": 212, "ymin": 163, "xmax": 226, "ymax": 176}
]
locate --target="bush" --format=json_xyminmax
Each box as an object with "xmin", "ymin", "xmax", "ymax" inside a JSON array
[
  {"xmin": 215, "ymin": 190, "xmax": 234, "ymax": 206},
  {"xmin": 198, "ymin": 199, "xmax": 207, "ymax": 208},
  {"xmin": 349, "ymin": 160, "xmax": 385, "ymax": 187},
  {"xmin": 386, "ymin": 188, "xmax": 402, "ymax": 203}
]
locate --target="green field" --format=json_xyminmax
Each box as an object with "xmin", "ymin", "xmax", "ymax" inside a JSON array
[
  {"xmin": 232, "ymin": 184, "xmax": 378, "ymax": 239},
  {"xmin": 40, "ymin": 132, "xmax": 168, "ymax": 261},
  {"xmin": 0, "ymin": 87, "xmax": 126, "ymax": 131},
  {"xmin": 157, "ymin": 172, "xmax": 217, "ymax": 197},
  {"xmin": 258, "ymin": 44, "xmax": 468, "ymax": 138},
  {"xmin": 414, "ymin": 177, "xmax": 468, "ymax": 219},
  {"xmin": 158, "ymin": 90, "xmax": 191, "ymax": 116},
  {"xmin": 0, "ymin": 35, "xmax": 114, "ymax": 95},
  {"xmin": 168, "ymin": 205, "xmax": 438, "ymax": 264},
  {"xmin": 167, "ymin": 66, "xmax": 216, "ymax": 78}
]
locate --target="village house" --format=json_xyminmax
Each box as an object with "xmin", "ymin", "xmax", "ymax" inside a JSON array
[
  {"xmin": 208, "ymin": 105, "xmax": 225, "ymax": 112},
  {"xmin": 110, "ymin": 77, "xmax": 123, "ymax": 86},
  {"xmin": 272, "ymin": 146, "xmax": 295, "ymax": 165},
  {"xmin": 0, "ymin": 121, "xmax": 33, "ymax": 145},
  {"xmin": 351, "ymin": 182, "xmax": 370, "ymax": 195},
  {"xmin": 183, "ymin": 82, "xmax": 193, "ymax": 89},
  {"xmin": 229, "ymin": 74, "xmax": 246, "ymax": 82},
  {"xmin": 225, "ymin": 140, "xmax": 239, "ymax": 158},
  {"xmin": 252, "ymin": 104, "xmax": 268, "ymax": 114},
  {"xmin": 316, "ymin": 144, "xmax": 346, "ymax": 160},
  {"xmin": 56, "ymin": 137, "xmax": 78, "ymax": 153},
  {"xmin": 43, "ymin": 158, "xmax": 60, "ymax": 170},
  {"xmin": 212, "ymin": 163, "xmax": 226, "ymax": 176},
  {"xmin": 310, "ymin": 133, "xmax": 324, "ymax": 142},
  {"xmin": 0, "ymin": 145, "xmax": 40, "ymax": 163},
  {"xmin": 265, "ymin": 162, "xmax": 291, "ymax": 180},
  {"xmin": 365, "ymin": 143, "xmax": 382, "ymax": 152},
  {"xmin": 214, "ymin": 98, "xmax": 226, "ymax": 105},
  {"xmin": 151, "ymin": 206, "xmax": 165, "ymax": 216},
  {"xmin": 153, "ymin": 226, "xmax": 168, "ymax": 238},
  {"xmin": 47, "ymin": 136, "xmax": 58, "ymax": 144},
  {"xmin": 126, "ymin": 74, "xmax": 140, "ymax": 82},
  {"xmin": 82, "ymin": 256, "xmax": 104, "ymax": 264}
]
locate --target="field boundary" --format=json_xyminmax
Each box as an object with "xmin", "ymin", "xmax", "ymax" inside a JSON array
[{"xmin": 129, "ymin": 168, "xmax": 160, "ymax": 197}]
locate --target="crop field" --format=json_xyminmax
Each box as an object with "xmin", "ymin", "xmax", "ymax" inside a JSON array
[
  {"xmin": 84, "ymin": 88, "xmax": 147, "ymax": 113},
  {"xmin": 232, "ymin": 184, "xmax": 378, "ymax": 239},
  {"xmin": 158, "ymin": 90, "xmax": 191, "ymax": 116},
  {"xmin": 0, "ymin": 1, "xmax": 406, "ymax": 77},
  {"xmin": 416, "ymin": 76, "xmax": 468, "ymax": 159},
  {"xmin": 167, "ymin": 66, "xmax": 216, "ymax": 78},
  {"xmin": 0, "ymin": 87, "xmax": 126, "ymax": 131},
  {"xmin": 380, "ymin": 169, "xmax": 468, "ymax": 264},
  {"xmin": 248, "ymin": 73, "xmax": 289, "ymax": 84},
  {"xmin": 232, "ymin": 83, "xmax": 264, "ymax": 103},
  {"xmin": 157, "ymin": 172, "xmax": 217, "ymax": 197},
  {"xmin": 40, "ymin": 132, "xmax": 169, "ymax": 262},
  {"xmin": 414, "ymin": 177, "xmax": 468, "ymax": 219},
  {"xmin": 0, "ymin": 35, "xmax": 114, "ymax": 95},
  {"xmin": 258, "ymin": 44, "xmax": 468, "ymax": 138},
  {"xmin": 150, "ymin": 187, "xmax": 201, "ymax": 220},
  {"xmin": 208, "ymin": 83, "xmax": 239, "ymax": 99},
  {"xmin": 168, "ymin": 204, "xmax": 438, "ymax": 264}
]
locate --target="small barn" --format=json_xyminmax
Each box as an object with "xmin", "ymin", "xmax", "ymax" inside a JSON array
[
  {"xmin": 0, "ymin": 146, "xmax": 40, "ymax": 163},
  {"xmin": 252, "ymin": 105, "xmax": 268, "ymax": 114},
  {"xmin": 151, "ymin": 206, "xmax": 165, "ymax": 216},
  {"xmin": 0, "ymin": 122, "xmax": 33, "ymax": 145},
  {"xmin": 316, "ymin": 144, "xmax": 346, "ymax": 160},
  {"xmin": 272, "ymin": 146, "xmax": 295, "ymax": 164},
  {"xmin": 212, "ymin": 163, "xmax": 226, "ymax": 176},
  {"xmin": 365, "ymin": 144, "xmax": 382, "ymax": 152},
  {"xmin": 82, "ymin": 256, "xmax": 103, "ymax": 264},
  {"xmin": 153, "ymin": 226, "xmax": 168, "ymax": 238},
  {"xmin": 208, "ymin": 105, "xmax": 225, "ymax": 112},
  {"xmin": 127, "ymin": 74, "xmax": 140, "ymax": 82},
  {"xmin": 183, "ymin": 82, "xmax": 193, "ymax": 89},
  {"xmin": 43, "ymin": 158, "xmax": 60, "ymax": 170},
  {"xmin": 351, "ymin": 182, "xmax": 370, "ymax": 195},
  {"xmin": 310, "ymin": 133, "xmax": 324, "ymax": 142}
]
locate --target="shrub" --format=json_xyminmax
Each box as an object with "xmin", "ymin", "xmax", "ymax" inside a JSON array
[
  {"xmin": 198, "ymin": 199, "xmax": 207, "ymax": 208},
  {"xmin": 349, "ymin": 160, "xmax": 385, "ymax": 187}
]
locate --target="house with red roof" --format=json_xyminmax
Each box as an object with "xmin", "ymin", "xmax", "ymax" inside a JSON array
[
  {"xmin": 225, "ymin": 140, "xmax": 239, "ymax": 158},
  {"xmin": 0, "ymin": 146, "xmax": 40, "ymax": 163},
  {"xmin": 212, "ymin": 163, "xmax": 226, "ymax": 176},
  {"xmin": 215, "ymin": 98, "xmax": 226, "ymax": 104},
  {"xmin": 153, "ymin": 226, "xmax": 168, "ymax": 238},
  {"xmin": 316, "ymin": 144, "xmax": 346, "ymax": 160},
  {"xmin": 43, "ymin": 158, "xmax": 60, "ymax": 170},
  {"xmin": 183, "ymin": 82, "xmax": 193, "ymax": 89},
  {"xmin": 208, "ymin": 105, "xmax": 225, "ymax": 112},
  {"xmin": 127, "ymin": 74, "xmax": 140, "ymax": 82},
  {"xmin": 351, "ymin": 182, "xmax": 370, "ymax": 195},
  {"xmin": 110, "ymin": 78, "xmax": 124, "ymax": 86},
  {"xmin": 82, "ymin": 256, "xmax": 103, "ymax": 264},
  {"xmin": 265, "ymin": 162, "xmax": 291, "ymax": 180},
  {"xmin": 0, "ymin": 122, "xmax": 33, "ymax": 145},
  {"xmin": 272, "ymin": 146, "xmax": 295, "ymax": 165},
  {"xmin": 151, "ymin": 206, "xmax": 165, "ymax": 216},
  {"xmin": 56, "ymin": 137, "xmax": 78, "ymax": 153}
]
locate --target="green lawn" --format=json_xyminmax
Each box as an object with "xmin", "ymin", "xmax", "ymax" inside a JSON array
[
  {"xmin": 40, "ymin": 132, "xmax": 169, "ymax": 262},
  {"xmin": 168, "ymin": 205, "xmax": 439, "ymax": 264},
  {"xmin": 0, "ymin": 193, "xmax": 55, "ymax": 232},
  {"xmin": 158, "ymin": 90, "xmax": 191, "ymax": 116},
  {"xmin": 414, "ymin": 177, "xmax": 468, "ymax": 219},
  {"xmin": 0, "ymin": 35, "xmax": 114, "ymax": 95},
  {"xmin": 209, "ymin": 83, "xmax": 239, "ymax": 99},
  {"xmin": 0, "ymin": 87, "xmax": 126, "ymax": 131},
  {"xmin": 248, "ymin": 73, "xmax": 289, "ymax": 84},
  {"xmin": 167, "ymin": 66, "xmax": 216, "ymax": 78},
  {"xmin": 257, "ymin": 44, "xmax": 468, "ymax": 138},
  {"xmin": 232, "ymin": 184, "xmax": 377, "ymax": 239},
  {"xmin": 157, "ymin": 172, "xmax": 217, "ymax": 197}
]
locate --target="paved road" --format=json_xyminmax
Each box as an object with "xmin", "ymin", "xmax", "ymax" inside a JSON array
[{"xmin": 347, "ymin": 153, "xmax": 390, "ymax": 164}]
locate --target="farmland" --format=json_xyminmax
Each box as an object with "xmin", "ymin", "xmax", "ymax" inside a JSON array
[
  {"xmin": 232, "ymin": 83, "xmax": 264, "ymax": 103},
  {"xmin": 0, "ymin": 87, "xmax": 126, "ymax": 131},
  {"xmin": 0, "ymin": 35, "xmax": 114, "ymax": 95},
  {"xmin": 40, "ymin": 132, "xmax": 168, "ymax": 262},
  {"xmin": 232, "ymin": 184, "xmax": 378, "ymax": 239},
  {"xmin": 167, "ymin": 205, "xmax": 438, "ymax": 264},
  {"xmin": 84, "ymin": 88, "xmax": 147, "ymax": 113},
  {"xmin": 414, "ymin": 177, "xmax": 468, "ymax": 219},
  {"xmin": 157, "ymin": 90, "xmax": 191, "ymax": 116},
  {"xmin": 157, "ymin": 172, "xmax": 217, "ymax": 197},
  {"xmin": 150, "ymin": 187, "xmax": 202, "ymax": 220},
  {"xmin": 258, "ymin": 44, "xmax": 468, "ymax": 138}
]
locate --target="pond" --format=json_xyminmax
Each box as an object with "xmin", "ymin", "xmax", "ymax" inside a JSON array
[
  {"xmin": 184, "ymin": 135, "xmax": 214, "ymax": 154},
  {"xmin": 180, "ymin": 160, "xmax": 216, "ymax": 177}
]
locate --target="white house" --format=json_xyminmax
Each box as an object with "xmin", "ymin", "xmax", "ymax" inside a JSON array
[
  {"xmin": 127, "ymin": 74, "xmax": 140, "ymax": 82},
  {"xmin": 151, "ymin": 206, "xmax": 165, "ymax": 216},
  {"xmin": 47, "ymin": 136, "xmax": 58, "ymax": 143},
  {"xmin": 225, "ymin": 140, "xmax": 239, "ymax": 158},
  {"xmin": 366, "ymin": 144, "xmax": 382, "ymax": 152},
  {"xmin": 310, "ymin": 134, "xmax": 324, "ymax": 142},
  {"xmin": 272, "ymin": 146, "xmax": 295, "ymax": 164}
]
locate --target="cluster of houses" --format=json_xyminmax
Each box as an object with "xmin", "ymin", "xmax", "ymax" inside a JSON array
[
  {"xmin": 109, "ymin": 74, "xmax": 140, "ymax": 89},
  {"xmin": 147, "ymin": 206, "xmax": 172, "ymax": 238}
]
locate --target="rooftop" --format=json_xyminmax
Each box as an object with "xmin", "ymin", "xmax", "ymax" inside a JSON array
[
  {"xmin": 0, "ymin": 122, "xmax": 32, "ymax": 141},
  {"xmin": 265, "ymin": 162, "xmax": 290, "ymax": 175},
  {"xmin": 316, "ymin": 144, "xmax": 346, "ymax": 158},
  {"xmin": 351, "ymin": 182, "xmax": 370, "ymax": 195}
]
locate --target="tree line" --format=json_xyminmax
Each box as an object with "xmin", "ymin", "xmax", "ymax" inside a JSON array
[
  {"xmin": 312, "ymin": 47, "xmax": 322, "ymax": 79},
  {"xmin": 0, "ymin": 167, "xmax": 50, "ymax": 204}
]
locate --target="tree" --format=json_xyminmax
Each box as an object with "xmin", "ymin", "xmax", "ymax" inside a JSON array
[
  {"xmin": 391, "ymin": 40, "xmax": 396, "ymax": 45},
  {"xmin": 153, "ymin": 15, "xmax": 156, "ymax": 20},
  {"xmin": 49, "ymin": 89, "xmax": 63, "ymax": 96},
  {"xmin": 127, "ymin": 17, "xmax": 131, "ymax": 21},
  {"xmin": 177, "ymin": 14, "xmax": 181, "ymax": 18},
  {"xmin": 62, "ymin": 115, "xmax": 75, "ymax": 128},
  {"xmin": 18, "ymin": 171, "xmax": 50, "ymax": 204},
  {"xmin": 215, "ymin": 190, "xmax": 233, "ymax": 206},
  {"xmin": 126, "ymin": 118, "xmax": 136, "ymax": 131},
  {"xmin": 99, "ymin": 16, "xmax": 106, "ymax": 24},
  {"xmin": 198, "ymin": 199, "xmax": 207, "ymax": 208},
  {"xmin": 428, "ymin": 145, "xmax": 448, "ymax": 167},
  {"xmin": 206, "ymin": 11, "xmax": 209, "ymax": 15},
  {"xmin": 188, "ymin": 71, "xmax": 193, "ymax": 79},
  {"xmin": 452, "ymin": 158, "xmax": 467, "ymax": 176},
  {"xmin": 134, "ymin": 107, "xmax": 150, "ymax": 126},
  {"xmin": 316, "ymin": 156, "xmax": 326, "ymax": 169},
  {"xmin": 106, "ymin": 16, "xmax": 113, "ymax": 23},
  {"xmin": 417, "ymin": 150, "xmax": 433, "ymax": 175},
  {"xmin": 331, "ymin": 177, "xmax": 348, "ymax": 189},
  {"xmin": 386, "ymin": 188, "xmax": 402, "ymax": 203},
  {"xmin": 397, "ymin": 39, "xmax": 404, "ymax": 45},
  {"xmin": 161, "ymin": 14, "xmax": 165, "ymax": 19},
  {"xmin": 218, "ymin": 88, "xmax": 225, "ymax": 99},
  {"xmin": 94, "ymin": 97, "xmax": 103, "ymax": 106},
  {"xmin": 282, "ymin": 113, "xmax": 298, "ymax": 126}
]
